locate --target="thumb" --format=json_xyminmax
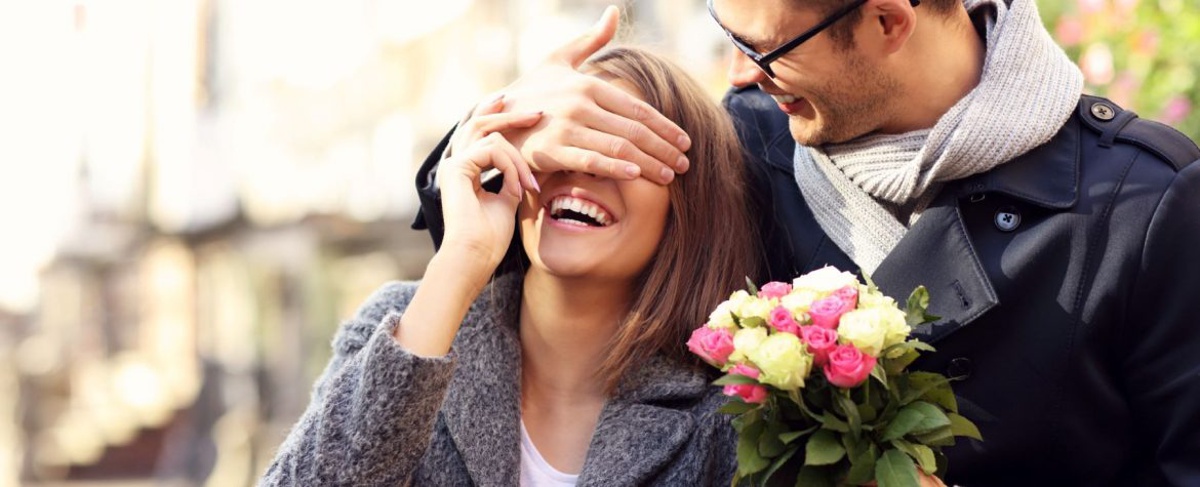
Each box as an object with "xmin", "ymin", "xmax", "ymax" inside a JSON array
[{"xmin": 550, "ymin": 5, "xmax": 619, "ymax": 68}]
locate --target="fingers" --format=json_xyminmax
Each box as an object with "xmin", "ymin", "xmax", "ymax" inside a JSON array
[
  {"xmin": 477, "ymin": 133, "xmax": 528, "ymax": 200},
  {"xmin": 561, "ymin": 124, "xmax": 677, "ymax": 184},
  {"xmin": 460, "ymin": 110, "xmax": 544, "ymax": 146},
  {"xmin": 533, "ymin": 146, "xmax": 662, "ymax": 183},
  {"xmin": 550, "ymin": 5, "xmax": 619, "ymax": 68},
  {"xmin": 588, "ymin": 78, "xmax": 693, "ymax": 164}
]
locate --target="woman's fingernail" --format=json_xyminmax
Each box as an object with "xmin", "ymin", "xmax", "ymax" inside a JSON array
[
  {"xmin": 625, "ymin": 165, "xmax": 640, "ymax": 178},
  {"xmin": 660, "ymin": 167, "xmax": 674, "ymax": 183},
  {"xmin": 676, "ymin": 156, "xmax": 689, "ymax": 172},
  {"xmin": 527, "ymin": 175, "xmax": 541, "ymax": 192}
]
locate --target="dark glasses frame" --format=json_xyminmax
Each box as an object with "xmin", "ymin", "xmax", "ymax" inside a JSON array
[{"xmin": 707, "ymin": 0, "xmax": 920, "ymax": 78}]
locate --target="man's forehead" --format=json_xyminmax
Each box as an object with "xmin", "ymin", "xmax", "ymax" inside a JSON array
[{"xmin": 711, "ymin": 0, "xmax": 815, "ymax": 46}]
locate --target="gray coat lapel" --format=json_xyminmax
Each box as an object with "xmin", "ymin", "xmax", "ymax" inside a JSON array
[
  {"xmin": 872, "ymin": 198, "xmax": 999, "ymax": 344},
  {"xmin": 441, "ymin": 275, "xmax": 524, "ymax": 486},
  {"xmin": 577, "ymin": 356, "xmax": 709, "ymax": 486}
]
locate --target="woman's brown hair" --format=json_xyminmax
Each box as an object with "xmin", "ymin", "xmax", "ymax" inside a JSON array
[{"xmin": 583, "ymin": 47, "xmax": 761, "ymax": 393}]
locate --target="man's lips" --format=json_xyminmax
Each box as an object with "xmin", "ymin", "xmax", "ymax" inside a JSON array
[{"xmin": 768, "ymin": 92, "xmax": 808, "ymax": 115}]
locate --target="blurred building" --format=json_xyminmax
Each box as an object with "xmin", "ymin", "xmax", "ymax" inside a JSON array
[{"xmin": 4, "ymin": 0, "xmax": 726, "ymax": 486}]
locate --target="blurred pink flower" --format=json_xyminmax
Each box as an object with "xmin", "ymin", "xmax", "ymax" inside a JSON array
[
  {"xmin": 1077, "ymin": 0, "xmax": 1107, "ymax": 14},
  {"xmin": 1107, "ymin": 71, "xmax": 1140, "ymax": 108},
  {"xmin": 1081, "ymin": 43, "xmax": 1115, "ymax": 86},
  {"xmin": 1115, "ymin": 0, "xmax": 1140, "ymax": 15},
  {"xmin": 1133, "ymin": 31, "xmax": 1160, "ymax": 57},
  {"xmin": 1161, "ymin": 97, "xmax": 1193, "ymax": 126},
  {"xmin": 1056, "ymin": 17, "xmax": 1086, "ymax": 47}
]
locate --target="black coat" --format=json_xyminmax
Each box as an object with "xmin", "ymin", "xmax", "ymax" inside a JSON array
[{"xmin": 413, "ymin": 86, "xmax": 1200, "ymax": 486}]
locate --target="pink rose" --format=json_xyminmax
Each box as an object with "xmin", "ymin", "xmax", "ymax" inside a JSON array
[
  {"xmin": 758, "ymin": 281, "xmax": 792, "ymax": 300},
  {"xmin": 833, "ymin": 285, "xmax": 859, "ymax": 308},
  {"xmin": 809, "ymin": 294, "xmax": 854, "ymax": 329},
  {"xmin": 687, "ymin": 326, "xmax": 735, "ymax": 366},
  {"xmin": 723, "ymin": 383, "xmax": 769, "ymax": 404},
  {"xmin": 728, "ymin": 363, "xmax": 761, "ymax": 379},
  {"xmin": 799, "ymin": 326, "xmax": 839, "ymax": 367},
  {"xmin": 768, "ymin": 306, "xmax": 800, "ymax": 335},
  {"xmin": 823, "ymin": 345, "xmax": 877, "ymax": 388}
]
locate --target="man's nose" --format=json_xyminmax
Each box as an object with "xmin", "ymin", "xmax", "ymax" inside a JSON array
[{"xmin": 727, "ymin": 51, "xmax": 768, "ymax": 88}]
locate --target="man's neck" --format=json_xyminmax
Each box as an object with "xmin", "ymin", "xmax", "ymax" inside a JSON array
[{"xmin": 880, "ymin": 7, "xmax": 987, "ymax": 134}]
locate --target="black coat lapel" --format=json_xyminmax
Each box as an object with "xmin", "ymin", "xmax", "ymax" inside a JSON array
[{"xmin": 872, "ymin": 197, "xmax": 1000, "ymax": 344}]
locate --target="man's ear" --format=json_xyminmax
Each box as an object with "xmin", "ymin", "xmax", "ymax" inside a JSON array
[{"xmin": 860, "ymin": 0, "xmax": 917, "ymax": 55}]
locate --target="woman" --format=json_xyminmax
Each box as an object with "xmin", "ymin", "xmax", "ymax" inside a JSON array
[{"xmin": 260, "ymin": 47, "xmax": 759, "ymax": 486}]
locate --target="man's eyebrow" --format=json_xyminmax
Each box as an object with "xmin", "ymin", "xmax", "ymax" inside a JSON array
[{"xmin": 730, "ymin": 30, "xmax": 771, "ymax": 51}]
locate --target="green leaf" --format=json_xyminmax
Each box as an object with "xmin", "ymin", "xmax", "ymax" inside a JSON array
[
  {"xmin": 737, "ymin": 416, "xmax": 770, "ymax": 476},
  {"xmin": 844, "ymin": 442, "xmax": 878, "ymax": 485},
  {"xmin": 833, "ymin": 391, "xmax": 863, "ymax": 438},
  {"xmin": 794, "ymin": 466, "xmax": 834, "ymax": 487},
  {"xmin": 804, "ymin": 429, "xmax": 847, "ymax": 466},
  {"xmin": 741, "ymin": 316, "xmax": 767, "ymax": 329},
  {"xmin": 948, "ymin": 412, "xmax": 984, "ymax": 441},
  {"xmin": 875, "ymin": 449, "xmax": 920, "ymax": 487},
  {"xmin": 871, "ymin": 363, "xmax": 892, "ymax": 389},
  {"xmin": 879, "ymin": 405, "xmax": 925, "ymax": 442},
  {"xmin": 878, "ymin": 400, "xmax": 950, "ymax": 441},
  {"xmin": 858, "ymin": 403, "xmax": 878, "ymax": 423},
  {"xmin": 718, "ymin": 399, "xmax": 758, "ymax": 415},
  {"xmin": 818, "ymin": 412, "xmax": 850, "ymax": 433},
  {"xmin": 761, "ymin": 446, "xmax": 799, "ymax": 486},
  {"xmin": 714, "ymin": 374, "xmax": 760, "ymax": 386},
  {"xmin": 890, "ymin": 439, "xmax": 937, "ymax": 475},
  {"xmin": 911, "ymin": 425, "xmax": 956, "ymax": 447},
  {"xmin": 903, "ymin": 372, "xmax": 957, "ymax": 413},
  {"xmin": 779, "ymin": 425, "xmax": 818, "ymax": 445},
  {"xmin": 746, "ymin": 277, "xmax": 760, "ymax": 295},
  {"xmin": 760, "ymin": 420, "xmax": 787, "ymax": 458},
  {"xmin": 905, "ymin": 286, "xmax": 933, "ymax": 327}
]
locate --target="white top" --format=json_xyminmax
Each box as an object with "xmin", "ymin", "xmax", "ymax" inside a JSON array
[{"xmin": 519, "ymin": 421, "xmax": 580, "ymax": 487}]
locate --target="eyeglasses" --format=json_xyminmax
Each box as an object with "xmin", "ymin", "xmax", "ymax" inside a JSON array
[{"xmin": 707, "ymin": 0, "xmax": 920, "ymax": 78}]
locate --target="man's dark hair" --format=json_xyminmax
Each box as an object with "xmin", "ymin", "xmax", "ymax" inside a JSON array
[{"xmin": 796, "ymin": 0, "xmax": 960, "ymax": 49}]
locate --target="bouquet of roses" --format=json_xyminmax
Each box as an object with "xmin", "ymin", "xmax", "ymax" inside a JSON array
[{"xmin": 687, "ymin": 267, "xmax": 981, "ymax": 487}]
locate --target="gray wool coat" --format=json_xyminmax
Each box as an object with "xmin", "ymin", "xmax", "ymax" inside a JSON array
[{"xmin": 259, "ymin": 273, "xmax": 738, "ymax": 486}]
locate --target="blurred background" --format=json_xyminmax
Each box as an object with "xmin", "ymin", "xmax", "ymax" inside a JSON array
[{"xmin": 0, "ymin": 0, "xmax": 1195, "ymax": 486}]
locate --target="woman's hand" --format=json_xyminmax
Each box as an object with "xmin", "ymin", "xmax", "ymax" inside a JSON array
[
  {"xmin": 438, "ymin": 95, "xmax": 542, "ymax": 282},
  {"xmin": 396, "ymin": 98, "xmax": 540, "ymax": 357}
]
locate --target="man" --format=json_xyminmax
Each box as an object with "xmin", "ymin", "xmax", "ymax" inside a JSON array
[{"xmin": 413, "ymin": 0, "xmax": 1200, "ymax": 484}]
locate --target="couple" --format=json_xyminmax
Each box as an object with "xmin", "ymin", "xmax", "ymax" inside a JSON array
[{"xmin": 263, "ymin": 0, "xmax": 1200, "ymax": 485}]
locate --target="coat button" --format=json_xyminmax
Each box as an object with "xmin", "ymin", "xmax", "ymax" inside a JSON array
[
  {"xmin": 995, "ymin": 206, "xmax": 1021, "ymax": 232},
  {"xmin": 1090, "ymin": 102, "xmax": 1116, "ymax": 121},
  {"xmin": 947, "ymin": 357, "xmax": 973, "ymax": 379}
]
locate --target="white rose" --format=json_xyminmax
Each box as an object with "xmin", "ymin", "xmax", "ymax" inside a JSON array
[
  {"xmin": 857, "ymin": 286, "xmax": 897, "ymax": 309},
  {"xmin": 729, "ymin": 327, "xmax": 769, "ymax": 363},
  {"xmin": 836, "ymin": 308, "xmax": 892, "ymax": 357},
  {"xmin": 736, "ymin": 296, "xmax": 776, "ymax": 322},
  {"xmin": 793, "ymin": 266, "xmax": 860, "ymax": 295},
  {"xmin": 780, "ymin": 289, "xmax": 820, "ymax": 316},
  {"xmin": 707, "ymin": 301, "xmax": 737, "ymax": 330}
]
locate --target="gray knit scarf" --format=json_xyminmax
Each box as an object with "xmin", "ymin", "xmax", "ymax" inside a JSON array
[{"xmin": 793, "ymin": 0, "xmax": 1083, "ymax": 275}]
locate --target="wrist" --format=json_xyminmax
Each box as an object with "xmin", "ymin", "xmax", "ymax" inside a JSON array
[{"xmin": 425, "ymin": 248, "xmax": 494, "ymax": 295}]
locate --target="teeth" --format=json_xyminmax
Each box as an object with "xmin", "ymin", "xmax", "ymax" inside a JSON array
[
  {"xmin": 548, "ymin": 195, "xmax": 613, "ymax": 227},
  {"xmin": 771, "ymin": 93, "xmax": 798, "ymax": 104}
]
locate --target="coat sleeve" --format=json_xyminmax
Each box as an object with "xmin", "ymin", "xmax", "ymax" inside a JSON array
[
  {"xmin": 1123, "ymin": 160, "xmax": 1200, "ymax": 485},
  {"xmin": 258, "ymin": 282, "xmax": 457, "ymax": 487}
]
